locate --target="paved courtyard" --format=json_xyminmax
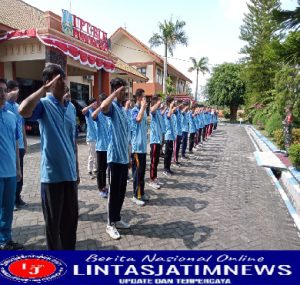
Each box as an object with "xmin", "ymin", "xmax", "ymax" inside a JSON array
[{"xmin": 13, "ymin": 124, "xmax": 300, "ymax": 250}]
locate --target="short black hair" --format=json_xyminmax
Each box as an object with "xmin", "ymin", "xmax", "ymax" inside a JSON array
[
  {"xmin": 7, "ymin": 80, "xmax": 19, "ymax": 91},
  {"xmin": 110, "ymin": 78, "xmax": 127, "ymax": 92},
  {"xmin": 88, "ymin": 98, "xmax": 96, "ymax": 105},
  {"xmin": 183, "ymin": 100, "xmax": 189, "ymax": 106},
  {"xmin": 0, "ymin": 78, "xmax": 7, "ymax": 86},
  {"xmin": 166, "ymin": 96, "xmax": 174, "ymax": 104},
  {"xmin": 135, "ymin": 88, "xmax": 145, "ymax": 97},
  {"xmin": 99, "ymin": 93, "xmax": 107, "ymax": 102},
  {"xmin": 42, "ymin": 64, "xmax": 65, "ymax": 84}
]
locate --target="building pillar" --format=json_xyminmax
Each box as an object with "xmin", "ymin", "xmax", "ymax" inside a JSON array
[
  {"xmin": 93, "ymin": 70, "xmax": 101, "ymax": 100},
  {"xmin": 101, "ymin": 70, "xmax": 110, "ymax": 96},
  {"xmin": 0, "ymin": 62, "xmax": 4, "ymax": 78},
  {"xmin": 45, "ymin": 47, "xmax": 67, "ymax": 72}
]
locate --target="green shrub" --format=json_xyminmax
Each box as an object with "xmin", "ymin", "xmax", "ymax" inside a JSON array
[
  {"xmin": 289, "ymin": 144, "xmax": 300, "ymax": 170},
  {"xmin": 265, "ymin": 113, "xmax": 282, "ymax": 136},
  {"xmin": 253, "ymin": 111, "xmax": 268, "ymax": 129},
  {"xmin": 274, "ymin": 129, "xmax": 285, "ymax": 149},
  {"xmin": 293, "ymin": 129, "xmax": 300, "ymax": 144}
]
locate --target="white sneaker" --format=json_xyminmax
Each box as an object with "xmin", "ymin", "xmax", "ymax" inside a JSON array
[
  {"xmin": 155, "ymin": 179, "xmax": 164, "ymax": 186},
  {"xmin": 116, "ymin": 220, "xmax": 130, "ymax": 229},
  {"xmin": 141, "ymin": 193, "xmax": 150, "ymax": 201},
  {"xmin": 149, "ymin": 181, "xmax": 160, "ymax": 189},
  {"xmin": 106, "ymin": 224, "xmax": 121, "ymax": 240},
  {"xmin": 131, "ymin": 197, "xmax": 145, "ymax": 206}
]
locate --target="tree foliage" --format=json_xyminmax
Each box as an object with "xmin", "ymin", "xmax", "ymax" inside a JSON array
[
  {"xmin": 188, "ymin": 57, "xmax": 209, "ymax": 101},
  {"xmin": 206, "ymin": 63, "xmax": 246, "ymax": 121},
  {"xmin": 240, "ymin": 0, "xmax": 282, "ymax": 107}
]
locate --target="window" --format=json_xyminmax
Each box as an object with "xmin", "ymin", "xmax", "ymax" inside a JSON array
[
  {"xmin": 156, "ymin": 68, "xmax": 163, "ymax": 85},
  {"xmin": 70, "ymin": 82, "xmax": 90, "ymax": 104},
  {"xmin": 137, "ymin": 67, "xmax": 146, "ymax": 76}
]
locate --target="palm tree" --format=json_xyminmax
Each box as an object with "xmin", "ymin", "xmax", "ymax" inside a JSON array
[
  {"xmin": 188, "ymin": 57, "xmax": 210, "ymax": 101},
  {"xmin": 149, "ymin": 18, "xmax": 188, "ymax": 94}
]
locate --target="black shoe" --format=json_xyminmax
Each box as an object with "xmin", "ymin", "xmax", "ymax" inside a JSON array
[
  {"xmin": 0, "ymin": 240, "xmax": 24, "ymax": 250},
  {"xmin": 16, "ymin": 199, "xmax": 26, "ymax": 207},
  {"xmin": 88, "ymin": 172, "xmax": 96, "ymax": 179}
]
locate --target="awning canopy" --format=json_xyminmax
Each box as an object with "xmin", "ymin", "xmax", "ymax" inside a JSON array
[{"xmin": 0, "ymin": 29, "xmax": 115, "ymax": 72}]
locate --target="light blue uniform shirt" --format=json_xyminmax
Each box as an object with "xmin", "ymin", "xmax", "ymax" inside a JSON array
[
  {"xmin": 131, "ymin": 105, "xmax": 147, "ymax": 153},
  {"xmin": 0, "ymin": 106, "xmax": 19, "ymax": 177},
  {"xmin": 150, "ymin": 109, "xmax": 162, "ymax": 144},
  {"xmin": 198, "ymin": 113, "xmax": 204, "ymax": 128},
  {"xmin": 5, "ymin": 101, "xmax": 24, "ymax": 149},
  {"xmin": 172, "ymin": 113, "xmax": 177, "ymax": 136},
  {"xmin": 175, "ymin": 110, "xmax": 182, "ymax": 136},
  {"xmin": 30, "ymin": 94, "xmax": 77, "ymax": 183},
  {"xmin": 157, "ymin": 109, "xmax": 166, "ymax": 134},
  {"xmin": 85, "ymin": 109, "xmax": 97, "ymax": 142},
  {"xmin": 181, "ymin": 112, "xmax": 189, "ymax": 133},
  {"xmin": 94, "ymin": 112, "xmax": 109, "ymax": 152},
  {"xmin": 188, "ymin": 111, "xmax": 196, "ymax": 134},
  {"xmin": 164, "ymin": 108, "xmax": 175, "ymax": 141},
  {"xmin": 204, "ymin": 112, "xmax": 210, "ymax": 126},
  {"xmin": 105, "ymin": 100, "xmax": 129, "ymax": 164}
]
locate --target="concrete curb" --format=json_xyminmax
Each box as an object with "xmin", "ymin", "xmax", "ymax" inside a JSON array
[{"xmin": 246, "ymin": 125, "xmax": 300, "ymax": 225}]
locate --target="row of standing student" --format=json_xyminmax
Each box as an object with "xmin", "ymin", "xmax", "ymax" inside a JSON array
[{"xmin": 0, "ymin": 64, "xmax": 218, "ymax": 249}]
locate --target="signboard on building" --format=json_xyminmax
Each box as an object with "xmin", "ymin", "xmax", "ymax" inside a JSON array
[{"xmin": 61, "ymin": 9, "xmax": 109, "ymax": 51}]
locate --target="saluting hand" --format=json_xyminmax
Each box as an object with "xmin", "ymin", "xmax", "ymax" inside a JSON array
[
  {"xmin": 141, "ymin": 97, "xmax": 147, "ymax": 108},
  {"xmin": 44, "ymin": 74, "xmax": 61, "ymax": 92}
]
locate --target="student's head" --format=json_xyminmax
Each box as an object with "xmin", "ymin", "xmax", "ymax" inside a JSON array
[
  {"xmin": 151, "ymin": 94, "xmax": 160, "ymax": 106},
  {"xmin": 166, "ymin": 96, "xmax": 174, "ymax": 107},
  {"xmin": 89, "ymin": 98, "xmax": 97, "ymax": 109},
  {"xmin": 0, "ymin": 78, "xmax": 7, "ymax": 107},
  {"xmin": 7, "ymin": 80, "xmax": 19, "ymax": 102},
  {"xmin": 134, "ymin": 88, "xmax": 145, "ymax": 104},
  {"xmin": 182, "ymin": 100, "xmax": 189, "ymax": 110},
  {"xmin": 177, "ymin": 99, "xmax": 183, "ymax": 109},
  {"xmin": 99, "ymin": 93, "xmax": 107, "ymax": 104},
  {"xmin": 42, "ymin": 64, "xmax": 66, "ymax": 98},
  {"xmin": 110, "ymin": 78, "xmax": 127, "ymax": 102}
]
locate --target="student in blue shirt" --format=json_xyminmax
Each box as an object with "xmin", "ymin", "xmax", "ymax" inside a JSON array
[
  {"xmin": 0, "ymin": 78, "xmax": 23, "ymax": 250},
  {"xmin": 158, "ymin": 104, "xmax": 167, "ymax": 157},
  {"xmin": 163, "ymin": 96, "xmax": 177, "ymax": 176},
  {"xmin": 19, "ymin": 64, "xmax": 79, "ymax": 250},
  {"xmin": 92, "ymin": 93, "xmax": 110, "ymax": 199},
  {"xmin": 188, "ymin": 105, "xmax": 197, "ymax": 154},
  {"xmin": 173, "ymin": 100, "xmax": 184, "ymax": 166},
  {"xmin": 181, "ymin": 101, "xmax": 190, "ymax": 159},
  {"xmin": 149, "ymin": 94, "xmax": 162, "ymax": 190},
  {"xmin": 82, "ymin": 99, "xmax": 98, "ymax": 179},
  {"xmin": 6, "ymin": 80, "xmax": 28, "ymax": 209},
  {"xmin": 131, "ymin": 89, "xmax": 148, "ymax": 206},
  {"xmin": 100, "ymin": 78, "xmax": 131, "ymax": 240}
]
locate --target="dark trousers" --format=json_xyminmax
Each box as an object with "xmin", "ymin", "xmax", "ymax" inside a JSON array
[
  {"xmin": 173, "ymin": 135, "xmax": 182, "ymax": 162},
  {"xmin": 213, "ymin": 122, "xmax": 218, "ymax": 130},
  {"xmin": 203, "ymin": 126, "xmax": 207, "ymax": 141},
  {"xmin": 181, "ymin": 132, "xmax": 188, "ymax": 156},
  {"xmin": 164, "ymin": 140, "xmax": 173, "ymax": 171},
  {"xmin": 150, "ymin": 144, "xmax": 161, "ymax": 180},
  {"xmin": 132, "ymin": 153, "xmax": 146, "ymax": 199},
  {"xmin": 0, "ymin": 177, "xmax": 16, "ymax": 245},
  {"xmin": 198, "ymin": 128, "xmax": 203, "ymax": 143},
  {"xmin": 189, "ymin": 133, "xmax": 195, "ymax": 151},
  {"xmin": 16, "ymin": 148, "xmax": 25, "ymax": 204},
  {"xmin": 209, "ymin": 123, "xmax": 213, "ymax": 135},
  {"xmin": 41, "ymin": 181, "xmax": 78, "ymax": 250},
  {"xmin": 108, "ymin": 163, "xmax": 128, "ymax": 225},
  {"xmin": 96, "ymin": 151, "xmax": 107, "ymax": 191}
]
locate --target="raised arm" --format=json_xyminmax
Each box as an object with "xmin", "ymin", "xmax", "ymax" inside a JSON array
[
  {"xmin": 101, "ymin": 86, "xmax": 124, "ymax": 114},
  {"xmin": 82, "ymin": 103, "xmax": 96, "ymax": 116},
  {"xmin": 150, "ymin": 98, "xmax": 161, "ymax": 114},
  {"xmin": 19, "ymin": 74, "xmax": 60, "ymax": 118},
  {"xmin": 136, "ymin": 97, "xmax": 147, "ymax": 123}
]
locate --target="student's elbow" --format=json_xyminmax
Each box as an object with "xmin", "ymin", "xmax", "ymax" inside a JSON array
[{"xmin": 18, "ymin": 105, "xmax": 31, "ymax": 118}]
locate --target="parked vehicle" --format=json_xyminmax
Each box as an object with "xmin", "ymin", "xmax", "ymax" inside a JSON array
[{"xmin": 71, "ymin": 99, "xmax": 87, "ymax": 132}]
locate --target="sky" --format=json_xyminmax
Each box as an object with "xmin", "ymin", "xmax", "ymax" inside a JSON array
[{"xmin": 24, "ymin": 0, "xmax": 298, "ymax": 97}]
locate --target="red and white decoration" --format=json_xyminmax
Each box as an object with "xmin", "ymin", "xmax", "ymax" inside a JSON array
[{"xmin": 0, "ymin": 29, "xmax": 115, "ymax": 72}]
